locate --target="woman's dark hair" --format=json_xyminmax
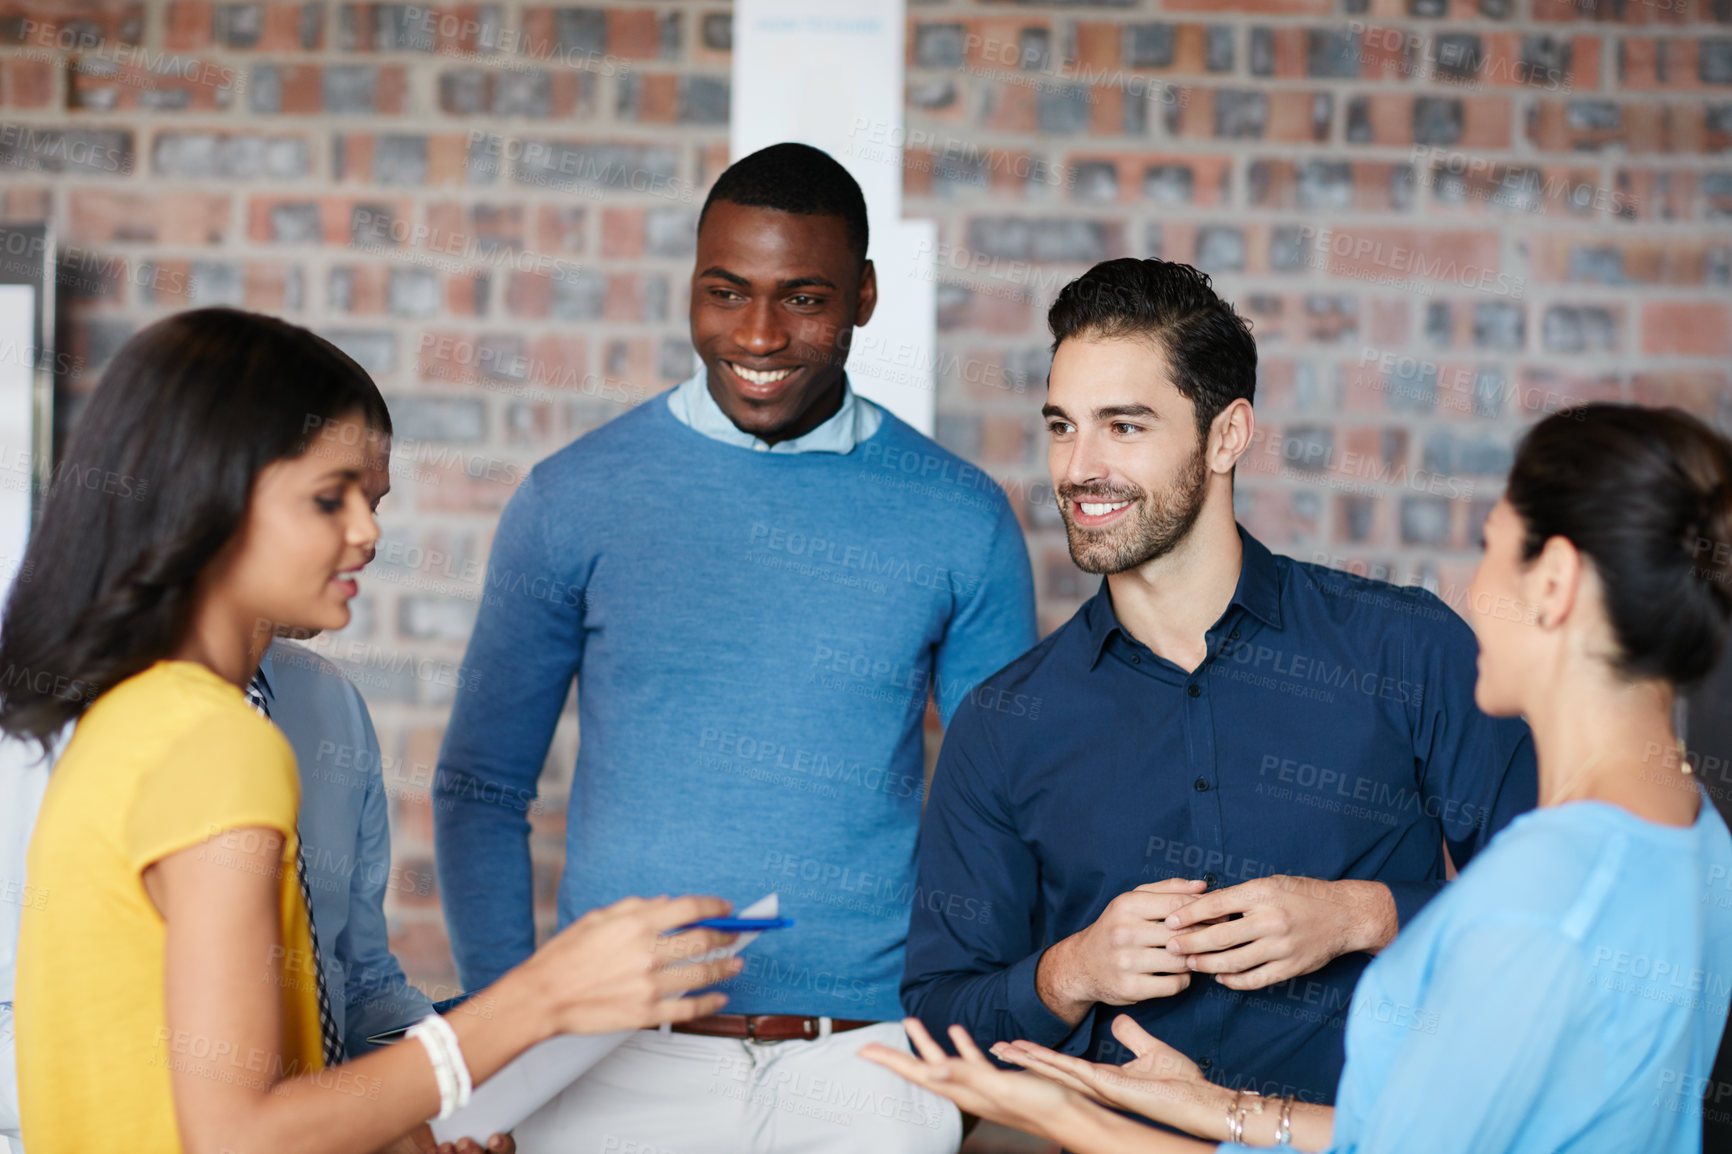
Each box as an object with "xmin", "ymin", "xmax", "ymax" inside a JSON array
[
  {"xmin": 1048, "ymin": 258, "xmax": 1257, "ymax": 446},
  {"xmin": 0, "ymin": 307, "xmax": 391, "ymax": 750},
  {"xmin": 1507, "ymin": 403, "xmax": 1732, "ymax": 686}
]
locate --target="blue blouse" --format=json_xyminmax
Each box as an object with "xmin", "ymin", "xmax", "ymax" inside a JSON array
[{"xmin": 1223, "ymin": 791, "xmax": 1732, "ymax": 1153}]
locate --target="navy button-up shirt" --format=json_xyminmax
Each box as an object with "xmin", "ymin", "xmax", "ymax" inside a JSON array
[{"xmin": 902, "ymin": 527, "xmax": 1537, "ymax": 1105}]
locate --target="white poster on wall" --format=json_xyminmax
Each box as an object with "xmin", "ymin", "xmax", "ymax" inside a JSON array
[
  {"xmin": 0, "ymin": 283, "xmax": 35, "ymax": 603},
  {"xmin": 732, "ymin": 0, "xmax": 937, "ymax": 435}
]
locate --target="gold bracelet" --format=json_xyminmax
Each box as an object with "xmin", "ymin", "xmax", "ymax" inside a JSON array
[
  {"xmin": 1276, "ymin": 1093, "xmax": 1296, "ymax": 1145},
  {"xmin": 1226, "ymin": 1088, "xmax": 1265, "ymax": 1144}
]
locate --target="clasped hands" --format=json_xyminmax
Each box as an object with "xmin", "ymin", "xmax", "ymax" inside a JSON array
[{"xmin": 1040, "ymin": 874, "xmax": 1397, "ymax": 1022}]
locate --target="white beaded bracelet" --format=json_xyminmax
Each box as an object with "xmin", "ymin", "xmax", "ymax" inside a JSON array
[
  {"xmin": 407, "ymin": 1014, "xmax": 472, "ymax": 1119},
  {"xmin": 427, "ymin": 1014, "xmax": 473, "ymax": 1111},
  {"xmin": 408, "ymin": 1023, "xmax": 453, "ymax": 1118}
]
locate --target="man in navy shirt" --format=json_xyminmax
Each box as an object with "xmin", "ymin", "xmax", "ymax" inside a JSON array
[{"xmin": 902, "ymin": 258, "xmax": 1536, "ymax": 1107}]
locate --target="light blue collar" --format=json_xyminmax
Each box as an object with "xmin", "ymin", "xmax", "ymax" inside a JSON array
[{"xmin": 665, "ymin": 366, "xmax": 881, "ymax": 454}]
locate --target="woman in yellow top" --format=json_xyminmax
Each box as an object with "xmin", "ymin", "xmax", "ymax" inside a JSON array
[{"xmin": 3, "ymin": 308, "xmax": 742, "ymax": 1154}]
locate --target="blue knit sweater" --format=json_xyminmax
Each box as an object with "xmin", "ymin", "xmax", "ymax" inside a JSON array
[{"xmin": 434, "ymin": 393, "xmax": 1036, "ymax": 1020}]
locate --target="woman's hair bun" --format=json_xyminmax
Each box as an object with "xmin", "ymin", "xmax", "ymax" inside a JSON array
[{"xmin": 1508, "ymin": 403, "xmax": 1732, "ymax": 687}]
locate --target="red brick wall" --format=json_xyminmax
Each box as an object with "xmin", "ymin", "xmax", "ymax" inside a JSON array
[{"xmin": 2, "ymin": 0, "xmax": 1729, "ymax": 992}]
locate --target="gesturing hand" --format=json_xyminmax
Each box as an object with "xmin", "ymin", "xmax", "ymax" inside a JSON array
[
  {"xmin": 1163, "ymin": 876, "xmax": 1397, "ymax": 991},
  {"xmin": 993, "ymin": 1014, "xmax": 1226, "ymax": 1137},
  {"xmin": 858, "ymin": 1019, "xmax": 1086, "ymax": 1144},
  {"xmin": 523, "ymin": 895, "xmax": 743, "ymax": 1035}
]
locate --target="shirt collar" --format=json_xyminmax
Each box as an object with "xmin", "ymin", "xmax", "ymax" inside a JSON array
[
  {"xmin": 1082, "ymin": 524, "xmax": 1284, "ymax": 669},
  {"xmin": 665, "ymin": 366, "xmax": 881, "ymax": 454},
  {"xmin": 1233, "ymin": 528, "xmax": 1283, "ymax": 631},
  {"xmin": 253, "ymin": 648, "xmax": 276, "ymax": 703}
]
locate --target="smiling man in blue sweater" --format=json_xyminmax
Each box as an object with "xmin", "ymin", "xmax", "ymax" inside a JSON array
[{"xmin": 433, "ymin": 143, "xmax": 1036, "ymax": 1152}]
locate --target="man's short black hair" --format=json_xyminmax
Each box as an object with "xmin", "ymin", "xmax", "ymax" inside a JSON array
[
  {"xmin": 699, "ymin": 142, "xmax": 869, "ymax": 267},
  {"xmin": 1048, "ymin": 258, "xmax": 1257, "ymax": 444}
]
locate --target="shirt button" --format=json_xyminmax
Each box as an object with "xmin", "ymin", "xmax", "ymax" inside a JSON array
[
  {"xmin": 1203, "ymin": 872, "xmax": 1219, "ymax": 887},
  {"xmin": 1193, "ymin": 777, "xmax": 1209, "ymax": 792},
  {"xmin": 1198, "ymin": 1057, "xmax": 1214, "ymax": 1072},
  {"xmin": 1229, "ymin": 628, "xmax": 1241, "ymax": 640},
  {"xmin": 1131, "ymin": 655, "xmax": 1141, "ymax": 664},
  {"xmin": 1187, "ymin": 684, "xmax": 1201, "ymax": 698}
]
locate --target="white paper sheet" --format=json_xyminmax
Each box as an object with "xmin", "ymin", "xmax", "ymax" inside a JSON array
[{"xmin": 428, "ymin": 894, "xmax": 779, "ymax": 1142}]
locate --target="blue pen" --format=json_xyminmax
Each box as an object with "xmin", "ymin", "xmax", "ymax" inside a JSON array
[{"xmin": 675, "ymin": 917, "xmax": 795, "ymax": 933}]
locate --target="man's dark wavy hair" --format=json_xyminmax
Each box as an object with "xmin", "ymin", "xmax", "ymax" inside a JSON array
[
  {"xmin": 1048, "ymin": 258, "xmax": 1257, "ymax": 444},
  {"xmin": 0, "ymin": 307, "xmax": 391, "ymax": 751}
]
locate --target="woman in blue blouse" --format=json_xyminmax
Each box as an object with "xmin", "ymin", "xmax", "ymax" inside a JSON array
[{"xmin": 862, "ymin": 402, "xmax": 1732, "ymax": 1153}]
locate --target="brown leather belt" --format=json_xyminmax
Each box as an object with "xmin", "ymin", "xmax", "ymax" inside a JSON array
[{"xmin": 669, "ymin": 1013, "xmax": 878, "ymax": 1043}]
